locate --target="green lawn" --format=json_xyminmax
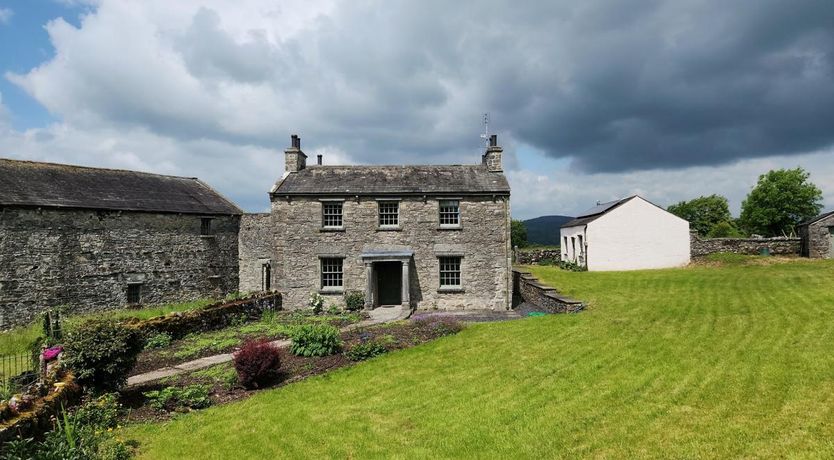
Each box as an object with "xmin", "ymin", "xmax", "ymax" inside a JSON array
[
  {"xmin": 0, "ymin": 299, "xmax": 213, "ymax": 356},
  {"xmin": 126, "ymin": 258, "xmax": 834, "ymax": 458}
]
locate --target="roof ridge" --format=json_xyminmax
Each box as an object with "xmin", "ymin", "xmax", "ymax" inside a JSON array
[{"xmin": 0, "ymin": 158, "xmax": 200, "ymax": 182}]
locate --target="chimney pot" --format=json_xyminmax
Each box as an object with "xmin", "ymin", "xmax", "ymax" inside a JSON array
[
  {"xmin": 489, "ymin": 134, "xmax": 497, "ymax": 147},
  {"xmin": 317, "ymin": 154, "xmax": 323, "ymax": 165},
  {"xmin": 290, "ymin": 134, "xmax": 300, "ymax": 149}
]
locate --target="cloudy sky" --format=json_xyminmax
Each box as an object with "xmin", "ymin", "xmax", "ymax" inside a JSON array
[{"xmin": 1, "ymin": 0, "xmax": 832, "ymax": 218}]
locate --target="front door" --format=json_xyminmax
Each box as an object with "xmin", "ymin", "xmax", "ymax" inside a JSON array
[{"xmin": 376, "ymin": 262, "xmax": 402, "ymax": 306}]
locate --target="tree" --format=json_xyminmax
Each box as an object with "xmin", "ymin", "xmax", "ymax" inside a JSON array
[
  {"xmin": 707, "ymin": 221, "xmax": 744, "ymax": 238},
  {"xmin": 667, "ymin": 195, "xmax": 733, "ymax": 236},
  {"xmin": 511, "ymin": 219, "xmax": 528, "ymax": 248},
  {"xmin": 739, "ymin": 167, "xmax": 823, "ymax": 237}
]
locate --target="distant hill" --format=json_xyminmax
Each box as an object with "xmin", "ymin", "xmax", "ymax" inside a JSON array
[{"xmin": 523, "ymin": 215, "xmax": 574, "ymax": 246}]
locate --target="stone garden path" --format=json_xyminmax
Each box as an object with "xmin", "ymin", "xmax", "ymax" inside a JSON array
[{"xmin": 126, "ymin": 305, "xmax": 411, "ymax": 387}]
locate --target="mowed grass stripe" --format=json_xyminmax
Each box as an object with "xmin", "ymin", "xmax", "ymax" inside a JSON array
[{"xmin": 126, "ymin": 259, "xmax": 834, "ymax": 459}]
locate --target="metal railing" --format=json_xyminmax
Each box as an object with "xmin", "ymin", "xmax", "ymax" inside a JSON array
[{"xmin": 0, "ymin": 353, "xmax": 38, "ymax": 392}]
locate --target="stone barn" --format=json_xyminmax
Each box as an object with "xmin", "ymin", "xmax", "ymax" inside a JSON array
[
  {"xmin": 0, "ymin": 159, "xmax": 242, "ymax": 327},
  {"xmin": 798, "ymin": 211, "xmax": 834, "ymax": 259},
  {"xmin": 560, "ymin": 196, "xmax": 690, "ymax": 271},
  {"xmin": 241, "ymin": 134, "xmax": 512, "ymax": 314}
]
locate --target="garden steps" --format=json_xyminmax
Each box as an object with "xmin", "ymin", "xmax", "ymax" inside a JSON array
[{"xmin": 127, "ymin": 316, "xmax": 389, "ymax": 387}]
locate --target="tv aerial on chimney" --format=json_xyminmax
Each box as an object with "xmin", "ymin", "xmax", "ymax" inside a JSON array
[{"xmin": 479, "ymin": 113, "xmax": 490, "ymax": 148}]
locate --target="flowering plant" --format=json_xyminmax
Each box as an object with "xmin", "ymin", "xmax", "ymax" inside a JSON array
[
  {"xmin": 42, "ymin": 345, "xmax": 63, "ymax": 362},
  {"xmin": 308, "ymin": 292, "xmax": 324, "ymax": 314}
]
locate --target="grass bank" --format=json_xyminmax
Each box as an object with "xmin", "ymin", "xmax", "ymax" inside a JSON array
[
  {"xmin": 127, "ymin": 259, "xmax": 834, "ymax": 458},
  {"xmin": 0, "ymin": 299, "xmax": 213, "ymax": 356}
]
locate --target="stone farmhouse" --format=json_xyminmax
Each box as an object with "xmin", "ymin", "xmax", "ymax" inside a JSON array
[
  {"xmin": 239, "ymin": 134, "xmax": 512, "ymax": 313},
  {"xmin": 0, "ymin": 159, "xmax": 241, "ymax": 328},
  {"xmin": 798, "ymin": 211, "xmax": 834, "ymax": 259},
  {"xmin": 560, "ymin": 196, "xmax": 690, "ymax": 271}
]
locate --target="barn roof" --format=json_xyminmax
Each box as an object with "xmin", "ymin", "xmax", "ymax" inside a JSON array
[
  {"xmin": 0, "ymin": 158, "xmax": 242, "ymax": 215},
  {"xmin": 561, "ymin": 196, "xmax": 636, "ymax": 228},
  {"xmin": 798, "ymin": 210, "xmax": 834, "ymax": 227},
  {"xmin": 271, "ymin": 165, "xmax": 510, "ymax": 196}
]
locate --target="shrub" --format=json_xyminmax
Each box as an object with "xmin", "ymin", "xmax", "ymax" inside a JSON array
[
  {"xmin": 63, "ymin": 320, "xmax": 144, "ymax": 391},
  {"xmin": 346, "ymin": 340, "xmax": 387, "ymax": 361},
  {"xmin": 290, "ymin": 324, "xmax": 342, "ymax": 357},
  {"xmin": 308, "ymin": 292, "xmax": 325, "ymax": 314},
  {"xmin": 144, "ymin": 332, "xmax": 172, "ymax": 350},
  {"xmin": 326, "ymin": 303, "xmax": 341, "ymax": 315},
  {"xmin": 233, "ymin": 339, "xmax": 282, "ymax": 389},
  {"xmin": 558, "ymin": 260, "xmax": 587, "ymax": 272},
  {"xmin": 343, "ymin": 291, "xmax": 365, "ymax": 311},
  {"xmin": 414, "ymin": 317, "xmax": 465, "ymax": 336},
  {"xmin": 143, "ymin": 384, "xmax": 211, "ymax": 411},
  {"xmin": 74, "ymin": 393, "xmax": 122, "ymax": 429}
]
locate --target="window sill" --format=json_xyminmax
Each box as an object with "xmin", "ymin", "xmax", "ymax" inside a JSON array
[
  {"xmin": 199, "ymin": 235, "xmax": 216, "ymax": 239},
  {"xmin": 376, "ymin": 226, "xmax": 402, "ymax": 232},
  {"xmin": 320, "ymin": 227, "xmax": 345, "ymax": 232},
  {"xmin": 437, "ymin": 287, "xmax": 465, "ymax": 294},
  {"xmin": 437, "ymin": 225, "xmax": 462, "ymax": 231},
  {"xmin": 319, "ymin": 288, "xmax": 344, "ymax": 295}
]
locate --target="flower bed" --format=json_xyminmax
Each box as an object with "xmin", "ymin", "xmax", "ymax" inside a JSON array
[
  {"xmin": 0, "ymin": 371, "xmax": 83, "ymax": 444},
  {"xmin": 120, "ymin": 318, "xmax": 464, "ymax": 423}
]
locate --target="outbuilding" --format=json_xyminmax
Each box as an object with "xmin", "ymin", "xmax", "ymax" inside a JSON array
[
  {"xmin": 798, "ymin": 211, "xmax": 834, "ymax": 259},
  {"xmin": 560, "ymin": 196, "xmax": 690, "ymax": 271}
]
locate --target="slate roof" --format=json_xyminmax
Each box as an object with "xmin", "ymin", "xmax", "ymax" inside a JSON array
[
  {"xmin": 0, "ymin": 158, "xmax": 242, "ymax": 215},
  {"xmin": 798, "ymin": 210, "xmax": 834, "ymax": 227},
  {"xmin": 271, "ymin": 165, "xmax": 510, "ymax": 196},
  {"xmin": 561, "ymin": 196, "xmax": 636, "ymax": 228}
]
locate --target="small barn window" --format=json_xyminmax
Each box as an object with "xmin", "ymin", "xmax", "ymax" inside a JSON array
[
  {"xmin": 322, "ymin": 202, "xmax": 343, "ymax": 228},
  {"xmin": 261, "ymin": 262, "xmax": 271, "ymax": 291},
  {"xmin": 439, "ymin": 256, "xmax": 462, "ymax": 288},
  {"xmin": 439, "ymin": 200, "xmax": 460, "ymax": 226},
  {"xmin": 201, "ymin": 218, "xmax": 214, "ymax": 236},
  {"xmin": 321, "ymin": 258, "xmax": 343, "ymax": 289},
  {"xmin": 126, "ymin": 284, "xmax": 141, "ymax": 304},
  {"xmin": 378, "ymin": 201, "xmax": 399, "ymax": 227}
]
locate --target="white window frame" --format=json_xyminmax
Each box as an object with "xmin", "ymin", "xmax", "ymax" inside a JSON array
[
  {"xmin": 378, "ymin": 200, "xmax": 400, "ymax": 228},
  {"xmin": 438, "ymin": 256, "xmax": 462, "ymax": 290},
  {"xmin": 438, "ymin": 199, "xmax": 461, "ymax": 228},
  {"xmin": 320, "ymin": 257, "xmax": 344, "ymax": 291},
  {"xmin": 321, "ymin": 200, "xmax": 344, "ymax": 229}
]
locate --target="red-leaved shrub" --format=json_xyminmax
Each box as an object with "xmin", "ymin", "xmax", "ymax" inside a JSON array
[{"xmin": 233, "ymin": 339, "xmax": 281, "ymax": 389}]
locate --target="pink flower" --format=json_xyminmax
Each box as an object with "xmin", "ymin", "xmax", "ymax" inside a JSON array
[{"xmin": 42, "ymin": 346, "xmax": 63, "ymax": 361}]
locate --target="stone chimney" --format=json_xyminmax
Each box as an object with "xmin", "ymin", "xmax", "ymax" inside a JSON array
[
  {"xmin": 482, "ymin": 134, "xmax": 503, "ymax": 172},
  {"xmin": 285, "ymin": 134, "xmax": 307, "ymax": 173}
]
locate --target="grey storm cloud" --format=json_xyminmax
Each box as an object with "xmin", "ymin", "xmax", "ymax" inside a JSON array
[{"xmin": 9, "ymin": 0, "xmax": 834, "ymax": 173}]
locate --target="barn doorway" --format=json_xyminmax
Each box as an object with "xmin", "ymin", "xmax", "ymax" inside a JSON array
[
  {"xmin": 829, "ymin": 227, "xmax": 834, "ymax": 259},
  {"xmin": 376, "ymin": 262, "xmax": 402, "ymax": 306}
]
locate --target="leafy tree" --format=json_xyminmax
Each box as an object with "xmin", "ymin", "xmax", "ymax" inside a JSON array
[
  {"xmin": 739, "ymin": 168, "xmax": 823, "ymax": 237},
  {"xmin": 511, "ymin": 219, "xmax": 528, "ymax": 248},
  {"xmin": 667, "ymin": 195, "xmax": 733, "ymax": 236},
  {"xmin": 707, "ymin": 221, "xmax": 744, "ymax": 238}
]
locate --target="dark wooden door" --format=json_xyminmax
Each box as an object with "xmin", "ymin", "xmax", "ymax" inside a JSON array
[{"xmin": 376, "ymin": 262, "xmax": 402, "ymax": 305}]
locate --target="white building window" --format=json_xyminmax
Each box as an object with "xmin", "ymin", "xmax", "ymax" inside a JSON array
[
  {"xmin": 439, "ymin": 256, "xmax": 462, "ymax": 288},
  {"xmin": 320, "ymin": 258, "xmax": 343, "ymax": 289},
  {"xmin": 439, "ymin": 200, "xmax": 460, "ymax": 226},
  {"xmin": 322, "ymin": 202, "xmax": 343, "ymax": 228},
  {"xmin": 378, "ymin": 201, "xmax": 399, "ymax": 227}
]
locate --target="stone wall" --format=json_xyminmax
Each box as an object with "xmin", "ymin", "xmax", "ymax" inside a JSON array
[
  {"xmin": 514, "ymin": 248, "xmax": 561, "ymax": 265},
  {"xmin": 0, "ymin": 207, "xmax": 240, "ymax": 328},
  {"xmin": 238, "ymin": 213, "xmax": 275, "ymax": 293},
  {"xmin": 270, "ymin": 195, "xmax": 512, "ymax": 311},
  {"xmin": 689, "ymin": 231, "xmax": 800, "ymax": 257},
  {"xmin": 511, "ymin": 269, "xmax": 583, "ymax": 313},
  {"xmin": 800, "ymin": 214, "xmax": 834, "ymax": 258},
  {"xmin": 125, "ymin": 292, "xmax": 281, "ymax": 340}
]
